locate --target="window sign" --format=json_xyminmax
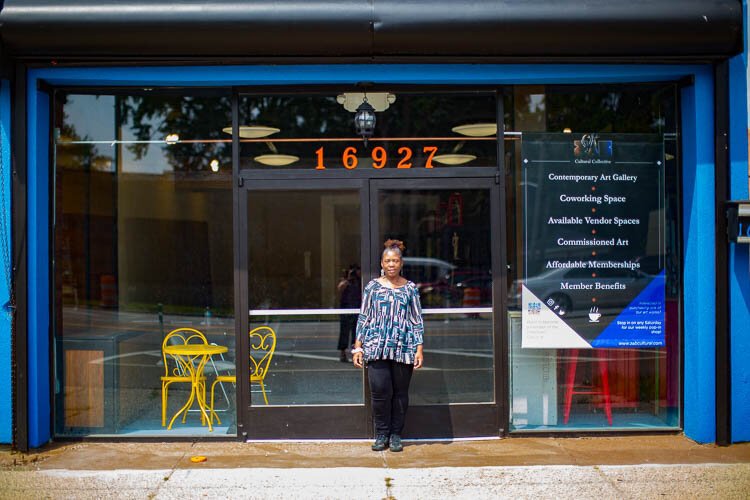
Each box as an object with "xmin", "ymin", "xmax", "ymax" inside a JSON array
[{"xmin": 521, "ymin": 133, "xmax": 665, "ymax": 348}]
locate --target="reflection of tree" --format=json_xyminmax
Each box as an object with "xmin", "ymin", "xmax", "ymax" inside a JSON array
[
  {"xmin": 241, "ymin": 95, "xmax": 350, "ymax": 138},
  {"xmin": 57, "ymin": 123, "xmax": 113, "ymax": 172},
  {"xmin": 545, "ymin": 87, "xmax": 675, "ymax": 133},
  {"xmin": 57, "ymin": 122, "xmax": 93, "ymax": 167},
  {"xmin": 117, "ymin": 95, "xmax": 232, "ymax": 172},
  {"xmin": 240, "ymin": 93, "xmax": 498, "ymax": 161}
]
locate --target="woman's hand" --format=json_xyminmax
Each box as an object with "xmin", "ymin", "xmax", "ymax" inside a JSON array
[
  {"xmin": 352, "ymin": 350, "xmax": 364, "ymax": 368},
  {"xmin": 414, "ymin": 346, "xmax": 424, "ymax": 369}
]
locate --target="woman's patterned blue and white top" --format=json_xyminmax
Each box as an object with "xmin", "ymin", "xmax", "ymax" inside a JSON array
[{"xmin": 356, "ymin": 279, "xmax": 424, "ymax": 364}]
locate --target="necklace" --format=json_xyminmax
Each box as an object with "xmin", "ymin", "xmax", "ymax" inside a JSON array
[{"xmin": 380, "ymin": 277, "xmax": 406, "ymax": 289}]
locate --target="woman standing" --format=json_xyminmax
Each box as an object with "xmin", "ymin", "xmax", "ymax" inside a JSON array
[{"xmin": 352, "ymin": 239, "xmax": 424, "ymax": 452}]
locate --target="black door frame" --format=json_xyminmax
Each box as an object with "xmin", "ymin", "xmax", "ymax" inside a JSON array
[
  {"xmin": 237, "ymin": 175, "xmax": 507, "ymax": 438},
  {"xmin": 370, "ymin": 177, "xmax": 504, "ymax": 438},
  {"xmin": 237, "ymin": 178, "xmax": 371, "ymax": 439}
]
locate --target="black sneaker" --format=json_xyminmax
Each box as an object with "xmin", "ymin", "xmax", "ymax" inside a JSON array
[
  {"xmin": 389, "ymin": 434, "xmax": 403, "ymax": 452},
  {"xmin": 371, "ymin": 434, "xmax": 389, "ymax": 451}
]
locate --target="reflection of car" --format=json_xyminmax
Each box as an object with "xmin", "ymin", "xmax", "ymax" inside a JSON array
[
  {"xmin": 402, "ymin": 257, "xmax": 456, "ymax": 307},
  {"xmin": 402, "ymin": 257, "xmax": 456, "ymax": 285},
  {"xmin": 455, "ymin": 274, "xmax": 493, "ymax": 306},
  {"xmin": 512, "ymin": 266, "xmax": 655, "ymax": 315},
  {"xmin": 403, "ymin": 257, "xmax": 492, "ymax": 307}
]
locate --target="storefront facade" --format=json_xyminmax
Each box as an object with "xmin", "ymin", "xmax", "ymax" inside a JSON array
[{"xmin": 0, "ymin": 1, "xmax": 748, "ymax": 450}]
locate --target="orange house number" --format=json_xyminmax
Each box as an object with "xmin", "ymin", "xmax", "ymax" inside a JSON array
[{"xmin": 315, "ymin": 146, "xmax": 438, "ymax": 170}]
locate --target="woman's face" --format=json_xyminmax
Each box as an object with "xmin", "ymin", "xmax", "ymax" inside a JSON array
[{"xmin": 381, "ymin": 250, "xmax": 403, "ymax": 279}]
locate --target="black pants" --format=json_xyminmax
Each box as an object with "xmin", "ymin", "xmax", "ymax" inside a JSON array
[
  {"xmin": 337, "ymin": 314, "xmax": 357, "ymax": 350},
  {"xmin": 367, "ymin": 359, "xmax": 414, "ymax": 436}
]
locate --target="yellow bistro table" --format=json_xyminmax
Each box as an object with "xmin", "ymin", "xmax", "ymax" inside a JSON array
[{"xmin": 162, "ymin": 343, "xmax": 228, "ymax": 432}]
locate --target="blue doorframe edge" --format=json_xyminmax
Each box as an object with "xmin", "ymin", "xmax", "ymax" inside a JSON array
[
  {"xmin": 27, "ymin": 82, "xmax": 50, "ymax": 448},
  {"xmin": 25, "ymin": 63, "xmax": 717, "ymax": 445},
  {"xmin": 728, "ymin": 54, "xmax": 750, "ymax": 443},
  {"xmin": 0, "ymin": 80, "xmax": 12, "ymax": 444},
  {"xmin": 680, "ymin": 69, "xmax": 717, "ymax": 443}
]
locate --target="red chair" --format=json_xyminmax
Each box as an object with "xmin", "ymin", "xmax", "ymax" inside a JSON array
[{"xmin": 562, "ymin": 349, "xmax": 613, "ymax": 426}]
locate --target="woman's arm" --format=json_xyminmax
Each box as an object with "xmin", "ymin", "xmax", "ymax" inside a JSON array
[
  {"xmin": 408, "ymin": 285, "xmax": 425, "ymax": 344},
  {"xmin": 408, "ymin": 285, "xmax": 425, "ymax": 369},
  {"xmin": 352, "ymin": 282, "xmax": 373, "ymax": 368},
  {"xmin": 355, "ymin": 281, "xmax": 373, "ymax": 344}
]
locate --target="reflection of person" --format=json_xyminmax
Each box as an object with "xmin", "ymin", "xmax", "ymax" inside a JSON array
[
  {"xmin": 337, "ymin": 265, "xmax": 361, "ymax": 362},
  {"xmin": 352, "ymin": 239, "xmax": 424, "ymax": 452}
]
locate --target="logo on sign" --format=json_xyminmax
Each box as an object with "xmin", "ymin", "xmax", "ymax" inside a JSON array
[{"xmin": 574, "ymin": 133, "xmax": 613, "ymax": 159}]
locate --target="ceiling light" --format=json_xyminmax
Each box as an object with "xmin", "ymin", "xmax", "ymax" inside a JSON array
[
  {"xmin": 222, "ymin": 126, "xmax": 280, "ymax": 139},
  {"xmin": 254, "ymin": 154, "xmax": 299, "ymax": 166},
  {"xmin": 210, "ymin": 159, "xmax": 220, "ymax": 172},
  {"xmin": 354, "ymin": 99, "xmax": 376, "ymax": 147},
  {"xmin": 452, "ymin": 123, "xmax": 497, "ymax": 137},
  {"xmin": 563, "ymin": 128, "xmax": 572, "ymax": 133},
  {"xmin": 432, "ymin": 154, "xmax": 477, "ymax": 165}
]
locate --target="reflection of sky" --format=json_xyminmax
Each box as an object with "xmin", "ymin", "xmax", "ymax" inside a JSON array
[
  {"xmin": 64, "ymin": 94, "xmax": 172, "ymax": 175},
  {"xmin": 64, "ymin": 95, "xmax": 114, "ymax": 141}
]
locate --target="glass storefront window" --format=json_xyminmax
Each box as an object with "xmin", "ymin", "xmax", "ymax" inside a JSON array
[
  {"xmin": 51, "ymin": 83, "xmax": 684, "ymax": 438},
  {"xmin": 507, "ymin": 84, "xmax": 681, "ymax": 431},
  {"xmin": 54, "ymin": 92, "xmax": 235, "ymax": 436}
]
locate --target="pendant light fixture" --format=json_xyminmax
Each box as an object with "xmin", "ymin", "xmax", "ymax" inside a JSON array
[
  {"xmin": 221, "ymin": 125, "xmax": 280, "ymax": 139},
  {"xmin": 354, "ymin": 97, "xmax": 376, "ymax": 147},
  {"xmin": 451, "ymin": 123, "xmax": 497, "ymax": 137}
]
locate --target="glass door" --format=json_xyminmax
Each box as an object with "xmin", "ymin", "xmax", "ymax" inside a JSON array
[
  {"xmin": 233, "ymin": 89, "xmax": 505, "ymax": 438},
  {"xmin": 240, "ymin": 179, "xmax": 370, "ymax": 438},
  {"xmin": 370, "ymin": 178, "xmax": 502, "ymax": 437}
]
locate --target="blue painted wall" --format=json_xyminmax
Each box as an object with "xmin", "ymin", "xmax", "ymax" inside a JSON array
[
  {"xmin": 729, "ymin": 52, "xmax": 750, "ymax": 443},
  {"xmin": 0, "ymin": 80, "xmax": 12, "ymax": 444},
  {"xmin": 25, "ymin": 63, "xmax": 717, "ymax": 445},
  {"xmin": 680, "ymin": 69, "xmax": 717, "ymax": 443}
]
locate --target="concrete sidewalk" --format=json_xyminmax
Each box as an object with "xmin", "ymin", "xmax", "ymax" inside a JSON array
[{"xmin": 1, "ymin": 436, "xmax": 749, "ymax": 498}]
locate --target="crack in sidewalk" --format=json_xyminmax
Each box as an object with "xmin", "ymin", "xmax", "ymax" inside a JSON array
[
  {"xmin": 381, "ymin": 451, "xmax": 396, "ymax": 499},
  {"xmin": 592, "ymin": 464, "xmax": 627, "ymax": 497},
  {"xmin": 147, "ymin": 442, "xmax": 193, "ymax": 499}
]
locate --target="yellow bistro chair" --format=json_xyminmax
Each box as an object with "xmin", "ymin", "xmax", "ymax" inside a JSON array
[
  {"xmin": 161, "ymin": 327, "xmax": 209, "ymax": 427},
  {"xmin": 210, "ymin": 326, "xmax": 276, "ymax": 425}
]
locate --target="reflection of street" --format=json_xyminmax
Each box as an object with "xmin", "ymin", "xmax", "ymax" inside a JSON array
[
  {"xmin": 60, "ymin": 307, "xmax": 495, "ymax": 435},
  {"xmin": 251, "ymin": 315, "xmax": 495, "ymax": 405}
]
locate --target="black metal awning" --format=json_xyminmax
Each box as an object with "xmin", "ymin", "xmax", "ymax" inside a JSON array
[{"xmin": 0, "ymin": 0, "xmax": 743, "ymax": 61}]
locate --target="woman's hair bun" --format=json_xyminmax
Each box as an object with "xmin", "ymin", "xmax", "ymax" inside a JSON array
[{"xmin": 383, "ymin": 239, "xmax": 406, "ymax": 253}]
